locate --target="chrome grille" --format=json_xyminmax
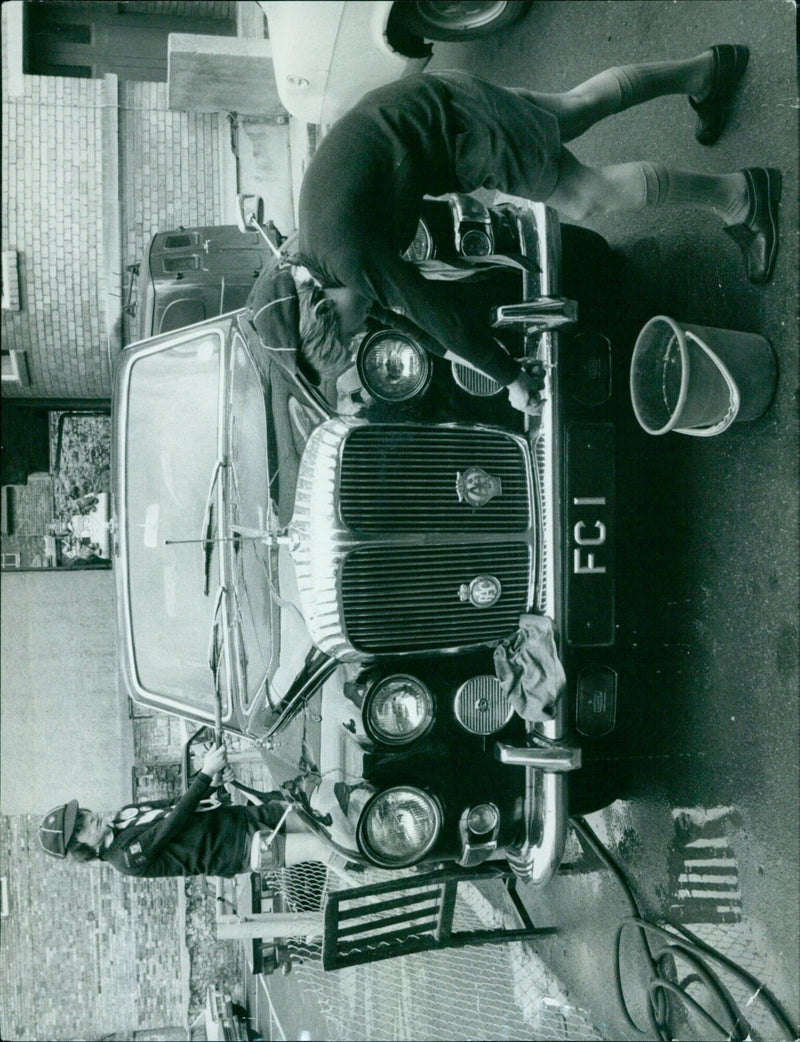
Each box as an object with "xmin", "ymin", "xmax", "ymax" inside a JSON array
[
  {"xmin": 454, "ymin": 675, "xmax": 513, "ymax": 735},
  {"xmin": 339, "ymin": 426, "xmax": 530, "ymax": 533},
  {"xmin": 341, "ymin": 543, "xmax": 530, "ymax": 653},
  {"xmin": 451, "ymin": 362, "xmax": 503, "ymax": 397}
]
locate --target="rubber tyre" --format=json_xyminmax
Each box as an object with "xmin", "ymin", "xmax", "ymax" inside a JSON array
[
  {"xmin": 568, "ymin": 764, "xmax": 620, "ymax": 817},
  {"xmin": 559, "ymin": 222, "xmax": 620, "ymax": 322},
  {"xmin": 394, "ymin": 0, "xmax": 530, "ymax": 41}
]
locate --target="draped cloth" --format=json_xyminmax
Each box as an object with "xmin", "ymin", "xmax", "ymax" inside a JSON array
[{"xmin": 494, "ymin": 614, "xmax": 566, "ymax": 722}]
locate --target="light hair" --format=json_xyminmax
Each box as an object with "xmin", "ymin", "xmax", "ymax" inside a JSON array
[{"xmin": 296, "ymin": 280, "xmax": 352, "ymax": 378}]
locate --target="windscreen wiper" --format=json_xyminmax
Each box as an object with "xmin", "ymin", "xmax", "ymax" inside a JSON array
[
  {"xmin": 207, "ymin": 585, "xmax": 226, "ymax": 681},
  {"xmin": 201, "ymin": 458, "xmax": 227, "ymax": 596},
  {"xmin": 226, "ymin": 580, "xmax": 249, "ymax": 702}
]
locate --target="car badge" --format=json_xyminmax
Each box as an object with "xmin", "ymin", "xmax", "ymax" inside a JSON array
[
  {"xmin": 458, "ymin": 575, "xmax": 502, "ymax": 608},
  {"xmin": 456, "ymin": 466, "xmax": 502, "ymax": 507}
]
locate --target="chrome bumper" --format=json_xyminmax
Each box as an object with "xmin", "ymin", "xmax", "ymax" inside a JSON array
[{"xmin": 492, "ymin": 200, "xmax": 574, "ymax": 885}]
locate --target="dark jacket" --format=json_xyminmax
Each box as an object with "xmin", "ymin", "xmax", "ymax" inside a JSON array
[
  {"xmin": 297, "ymin": 72, "xmax": 560, "ymax": 387},
  {"xmin": 99, "ymin": 773, "xmax": 258, "ymax": 878}
]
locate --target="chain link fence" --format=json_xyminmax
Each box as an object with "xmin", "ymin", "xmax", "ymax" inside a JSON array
[{"xmin": 259, "ymin": 862, "xmax": 604, "ymax": 1042}]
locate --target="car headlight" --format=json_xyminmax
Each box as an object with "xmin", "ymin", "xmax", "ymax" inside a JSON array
[
  {"xmin": 357, "ymin": 787, "xmax": 442, "ymax": 868},
  {"xmin": 356, "ymin": 329, "xmax": 432, "ymax": 402},
  {"xmin": 364, "ymin": 674, "xmax": 435, "ymax": 745},
  {"xmin": 402, "ymin": 218, "xmax": 434, "ymax": 263}
]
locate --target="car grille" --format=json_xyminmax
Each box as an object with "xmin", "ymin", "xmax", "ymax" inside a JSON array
[
  {"xmin": 341, "ymin": 542, "xmax": 530, "ymax": 653},
  {"xmin": 450, "ymin": 362, "xmax": 503, "ymax": 397},
  {"xmin": 290, "ymin": 419, "xmax": 536, "ymax": 659},
  {"xmin": 339, "ymin": 427, "xmax": 529, "ymax": 533}
]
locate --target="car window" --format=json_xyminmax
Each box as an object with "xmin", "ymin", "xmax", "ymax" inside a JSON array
[{"xmin": 124, "ymin": 330, "xmax": 229, "ymax": 715}]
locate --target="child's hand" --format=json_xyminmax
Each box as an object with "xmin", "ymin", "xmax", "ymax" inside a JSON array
[
  {"xmin": 507, "ymin": 368, "xmax": 545, "ymax": 413},
  {"xmin": 201, "ymin": 744, "xmax": 228, "ymax": 778}
]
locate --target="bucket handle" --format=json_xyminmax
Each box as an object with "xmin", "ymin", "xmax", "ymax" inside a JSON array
[{"xmin": 675, "ymin": 331, "xmax": 740, "ymax": 437}]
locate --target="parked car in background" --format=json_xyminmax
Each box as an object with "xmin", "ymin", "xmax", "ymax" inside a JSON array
[
  {"xmin": 112, "ymin": 189, "xmax": 620, "ymax": 890},
  {"xmin": 259, "ymin": 0, "xmax": 531, "ymax": 124},
  {"xmin": 126, "ymin": 224, "xmax": 283, "ymax": 342},
  {"xmin": 203, "ymin": 986, "xmax": 248, "ymax": 1042}
]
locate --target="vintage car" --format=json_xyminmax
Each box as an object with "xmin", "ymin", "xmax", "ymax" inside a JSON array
[
  {"xmin": 259, "ymin": 0, "xmax": 531, "ymax": 124},
  {"xmin": 112, "ymin": 191, "xmax": 618, "ymax": 886}
]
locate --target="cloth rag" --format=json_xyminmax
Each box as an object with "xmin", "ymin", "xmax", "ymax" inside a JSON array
[{"xmin": 493, "ymin": 614, "xmax": 565, "ymax": 722}]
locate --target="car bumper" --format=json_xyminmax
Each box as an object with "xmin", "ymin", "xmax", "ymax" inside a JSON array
[{"xmin": 493, "ymin": 200, "xmax": 577, "ymax": 885}]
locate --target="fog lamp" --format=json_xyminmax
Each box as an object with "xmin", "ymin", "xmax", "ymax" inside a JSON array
[
  {"xmin": 460, "ymin": 228, "xmax": 492, "ymax": 258},
  {"xmin": 467, "ymin": 803, "xmax": 499, "ymax": 835}
]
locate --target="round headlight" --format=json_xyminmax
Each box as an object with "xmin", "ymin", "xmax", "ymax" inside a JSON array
[
  {"xmin": 356, "ymin": 329, "xmax": 432, "ymax": 402},
  {"xmin": 402, "ymin": 218, "xmax": 434, "ymax": 263},
  {"xmin": 357, "ymin": 787, "xmax": 442, "ymax": 868},
  {"xmin": 364, "ymin": 674, "xmax": 434, "ymax": 745}
]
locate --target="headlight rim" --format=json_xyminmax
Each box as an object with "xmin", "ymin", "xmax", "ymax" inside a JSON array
[
  {"xmin": 363, "ymin": 673, "xmax": 436, "ymax": 746},
  {"xmin": 402, "ymin": 217, "xmax": 435, "ymax": 263},
  {"xmin": 356, "ymin": 785, "xmax": 443, "ymax": 869}
]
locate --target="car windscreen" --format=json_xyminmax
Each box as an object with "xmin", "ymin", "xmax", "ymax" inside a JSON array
[{"xmin": 123, "ymin": 330, "xmax": 229, "ymax": 714}]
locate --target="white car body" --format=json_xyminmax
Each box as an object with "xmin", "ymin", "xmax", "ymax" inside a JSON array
[{"xmin": 259, "ymin": 0, "xmax": 431, "ymax": 125}]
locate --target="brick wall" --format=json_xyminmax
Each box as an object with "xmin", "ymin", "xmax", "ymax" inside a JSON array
[
  {"xmin": 0, "ymin": 816, "xmax": 186, "ymax": 1042},
  {"xmin": 1, "ymin": 72, "xmax": 109, "ymax": 399},
  {"xmin": 1, "ymin": 473, "xmax": 54, "ymax": 568},
  {"xmin": 2, "ymin": 2, "xmax": 234, "ymax": 398},
  {"xmin": 132, "ymin": 710, "xmax": 191, "ymax": 766},
  {"xmin": 118, "ymin": 80, "xmax": 227, "ymax": 345}
]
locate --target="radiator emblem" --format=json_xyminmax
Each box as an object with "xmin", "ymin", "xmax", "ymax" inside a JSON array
[
  {"xmin": 456, "ymin": 466, "xmax": 502, "ymax": 507},
  {"xmin": 458, "ymin": 575, "xmax": 502, "ymax": 608}
]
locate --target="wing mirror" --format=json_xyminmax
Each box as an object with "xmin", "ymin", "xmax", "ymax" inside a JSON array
[{"xmin": 236, "ymin": 193, "xmax": 286, "ymax": 260}]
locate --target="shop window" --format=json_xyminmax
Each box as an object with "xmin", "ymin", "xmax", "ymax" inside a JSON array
[
  {"xmin": 1, "ymin": 351, "xmax": 30, "ymax": 387},
  {"xmin": 2, "ymin": 251, "xmax": 21, "ymax": 311},
  {"xmin": 0, "ymin": 406, "xmax": 111, "ymax": 570}
]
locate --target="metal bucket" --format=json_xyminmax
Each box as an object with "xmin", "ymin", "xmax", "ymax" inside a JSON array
[{"xmin": 630, "ymin": 316, "xmax": 777, "ymax": 436}]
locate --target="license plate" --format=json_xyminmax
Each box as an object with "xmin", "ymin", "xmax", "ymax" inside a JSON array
[{"xmin": 565, "ymin": 423, "xmax": 615, "ymax": 646}]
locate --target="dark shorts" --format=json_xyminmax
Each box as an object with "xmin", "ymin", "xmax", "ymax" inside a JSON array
[{"xmin": 433, "ymin": 71, "xmax": 562, "ymax": 200}]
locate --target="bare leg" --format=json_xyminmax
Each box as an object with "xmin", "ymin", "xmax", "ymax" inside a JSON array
[
  {"xmin": 545, "ymin": 148, "xmax": 748, "ymax": 225},
  {"xmin": 518, "ymin": 52, "xmax": 715, "ymax": 143}
]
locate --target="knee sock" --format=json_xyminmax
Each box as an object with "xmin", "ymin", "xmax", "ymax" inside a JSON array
[
  {"xmin": 540, "ymin": 53, "xmax": 713, "ymax": 140},
  {"xmin": 610, "ymin": 55, "xmax": 710, "ymax": 111},
  {"xmin": 638, "ymin": 162, "xmax": 748, "ymax": 223}
]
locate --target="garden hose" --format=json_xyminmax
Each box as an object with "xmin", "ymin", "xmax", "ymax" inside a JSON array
[{"xmin": 570, "ymin": 816, "xmax": 797, "ymax": 1041}]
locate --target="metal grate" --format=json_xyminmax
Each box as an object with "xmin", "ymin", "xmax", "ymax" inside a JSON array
[
  {"xmin": 339, "ymin": 426, "xmax": 530, "ymax": 533},
  {"xmin": 341, "ymin": 542, "xmax": 530, "ymax": 653},
  {"xmin": 454, "ymin": 674, "xmax": 513, "ymax": 735},
  {"xmin": 451, "ymin": 361, "xmax": 504, "ymax": 397},
  {"xmin": 266, "ymin": 861, "xmax": 606, "ymax": 1041}
]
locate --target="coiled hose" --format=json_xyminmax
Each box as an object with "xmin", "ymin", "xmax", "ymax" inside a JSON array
[{"xmin": 570, "ymin": 816, "xmax": 798, "ymax": 1041}]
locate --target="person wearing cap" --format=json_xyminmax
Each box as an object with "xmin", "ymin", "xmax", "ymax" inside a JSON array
[
  {"xmin": 39, "ymin": 746, "xmax": 286, "ymax": 878},
  {"xmin": 285, "ymin": 47, "xmax": 779, "ymax": 412}
]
